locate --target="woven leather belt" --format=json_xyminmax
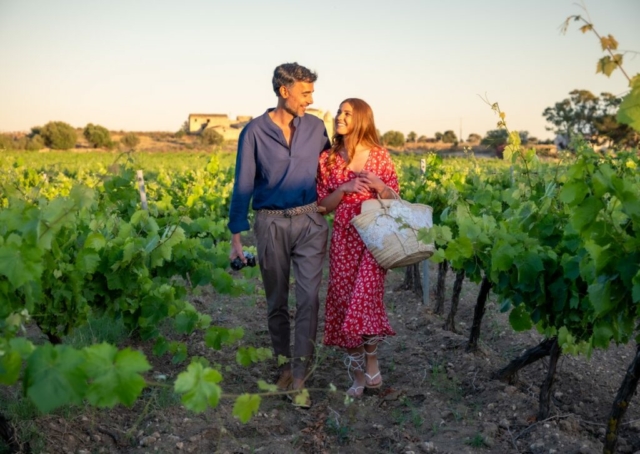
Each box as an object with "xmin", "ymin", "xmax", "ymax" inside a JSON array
[{"xmin": 258, "ymin": 202, "xmax": 319, "ymax": 218}]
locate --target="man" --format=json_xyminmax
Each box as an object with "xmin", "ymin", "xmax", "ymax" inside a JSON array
[{"xmin": 228, "ymin": 62, "xmax": 330, "ymax": 407}]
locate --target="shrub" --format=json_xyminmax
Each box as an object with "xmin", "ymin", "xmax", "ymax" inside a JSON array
[
  {"xmin": 174, "ymin": 129, "xmax": 185, "ymax": 139},
  {"xmin": 26, "ymin": 135, "xmax": 45, "ymax": 151},
  {"xmin": 381, "ymin": 130, "xmax": 405, "ymax": 148},
  {"xmin": 200, "ymin": 128, "xmax": 224, "ymax": 147},
  {"xmin": 41, "ymin": 121, "xmax": 77, "ymax": 150},
  {"xmin": 0, "ymin": 134, "xmax": 14, "ymax": 150},
  {"xmin": 83, "ymin": 123, "xmax": 112, "ymax": 148},
  {"xmin": 120, "ymin": 133, "xmax": 140, "ymax": 149}
]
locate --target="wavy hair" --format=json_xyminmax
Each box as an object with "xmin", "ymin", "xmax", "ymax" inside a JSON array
[
  {"xmin": 272, "ymin": 63, "xmax": 317, "ymax": 97},
  {"xmin": 327, "ymin": 98, "xmax": 381, "ymax": 171}
]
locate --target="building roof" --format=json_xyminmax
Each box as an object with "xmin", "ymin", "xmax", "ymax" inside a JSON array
[{"xmin": 189, "ymin": 113, "xmax": 228, "ymax": 118}]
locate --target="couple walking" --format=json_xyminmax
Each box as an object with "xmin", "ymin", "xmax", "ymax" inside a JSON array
[{"xmin": 228, "ymin": 62, "xmax": 399, "ymax": 407}]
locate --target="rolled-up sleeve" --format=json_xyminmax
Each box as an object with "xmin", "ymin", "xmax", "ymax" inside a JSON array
[{"xmin": 228, "ymin": 128, "xmax": 256, "ymax": 234}]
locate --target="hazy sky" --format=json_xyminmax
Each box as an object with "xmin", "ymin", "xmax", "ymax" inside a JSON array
[{"xmin": 1, "ymin": 0, "xmax": 639, "ymax": 140}]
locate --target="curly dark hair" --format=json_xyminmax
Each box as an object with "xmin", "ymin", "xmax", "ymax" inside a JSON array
[{"xmin": 272, "ymin": 62, "xmax": 318, "ymax": 97}]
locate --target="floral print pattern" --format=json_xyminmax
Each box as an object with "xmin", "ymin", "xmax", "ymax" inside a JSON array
[{"xmin": 317, "ymin": 147, "xmax": 400, "ymax": 348}]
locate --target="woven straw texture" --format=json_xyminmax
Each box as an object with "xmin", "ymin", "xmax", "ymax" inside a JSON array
[{"xmin": 350, "ymin": 198, "xmax": 435, "ymax": 269}]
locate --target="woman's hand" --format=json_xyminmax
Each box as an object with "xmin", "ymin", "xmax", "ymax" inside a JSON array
[
  {"xmin": 358, "ymin": 170, "xmax": 385, "ymax": 193},
  {"xmin": 340, "ymin": 177, "xmax": 370, "ymax": 195}
]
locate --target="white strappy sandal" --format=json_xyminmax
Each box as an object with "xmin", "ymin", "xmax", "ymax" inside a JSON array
[
  {"xmin": 364, "ymin": 337, "xmax": 383, "ymax": 389},
  {"xmin": 344, "ymin": 352, "xmax": 366, "ymax": 397}
]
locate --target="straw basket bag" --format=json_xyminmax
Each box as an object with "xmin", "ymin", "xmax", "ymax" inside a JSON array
[{"xmin": 350, "ymin": 191, "xmax": 435, "ymax": 269}]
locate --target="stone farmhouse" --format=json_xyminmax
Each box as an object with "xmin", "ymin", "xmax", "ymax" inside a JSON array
[{"xmin": 188, "ymin": 109, "xmax": 334, "ymax": 142}]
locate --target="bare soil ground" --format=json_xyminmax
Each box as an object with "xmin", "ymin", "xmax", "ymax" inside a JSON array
[{"xmin": 3, "ymin": 255, "xmax": 640, "ymax": 454}]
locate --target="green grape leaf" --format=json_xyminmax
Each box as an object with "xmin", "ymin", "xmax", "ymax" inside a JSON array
[
  {"xmin": 617, "ymin": 78, "xmax": 640, "ymax": 132},
  {"xmin": 204, "ymin": 326, "xmax": 244, "ymax": 350},
  {"xmin": 0, "ymin": 351, "xmax": 21, "ymax": 385},
  {"xmin": 570, "ymin": 197, "xmax": 604, "ymax": 232},
  {"xmin": 10, "ymin": 337, "xmax": 35, "ymax": 359},
  {"xmin": 83, "ymin": 343, "xmax": 151, "ymax": 408},
  {"xmin": 632, "ymin": 271, "xmax": 640, "ymax": 303},
  {"xmin": 277, "ymin": 355, "xmax": 290, "ymax": 366},
  {"xmin": 509, "ymin": 304, "xmax": 533, "ymax": 332},
  {"xmin": 174, "ymin": 362, "xmax": 222, "ymax": 413},
  {"xmin": 84, "ymin": 232, "xmax": 106, "ymax": 251},
  {"xmin": 212, "ymin": 268, "xmax": 235, "ymax": 294},
  {"xmin": 25, "ymin": 344, "xmax": 88, "ymax": 413},
  {"xmin": 257, "ymin": 380, "xmax": 278, "ymax": 392},
  {"xmin": 233, "ymin": 393, "xmax": 261, "ymax": 423},
  {"xmin": 236, "ymin": 347, "xmax": 272, "ymax": 367},
  {"xmin": 68, "ymin": 185, "xmax": 95, "ymax": 210},
  {"xmin": 169, "ymin": 341, "xmax": 188, "ymax": 364},
  {"xmin": 174, "ymin": 311, "xmax": 199, "ymax": 334},
  {"xmin": 492, "ymin": 243, "xmax": 516, "ymax": 271},
  {"xmin": 153, "ymin": 336, "xmax": 169, "ymax": 356},
  {"xmin": 0, "ymin": 243, "xmax": 43, "ymax": 288},
  {"xmin": 588, "ymin": 280, "xmax": 613, "ymax": 316},
  {"xmin": 559, "ymin": 181, "xmax": 588, "ymax": 205},
  {"xmin": 593, "ymin": 321, "xmax": 614, "ymax": 349}
]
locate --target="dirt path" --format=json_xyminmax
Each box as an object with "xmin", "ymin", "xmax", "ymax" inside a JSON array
[{"xmin": 6, "ymin": 260, "xmax": 640, "ymax": 454}]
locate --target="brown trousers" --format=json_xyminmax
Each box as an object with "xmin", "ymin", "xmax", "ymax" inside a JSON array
[{"xmin": 254, "ymin": 211, "xmax": 328, "ymax": 380}]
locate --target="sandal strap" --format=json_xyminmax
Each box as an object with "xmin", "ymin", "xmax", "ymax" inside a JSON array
[
  {"xmin": 363, "ymin": 335, "xmax": 387, "ymax": 355},
  {"xmin": 343, "ymin": 352, "xmax": 365, "ymax": 381}
]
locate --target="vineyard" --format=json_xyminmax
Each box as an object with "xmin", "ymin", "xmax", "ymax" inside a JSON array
[{"xmin": 0, "ymin": 133, "xmax": 639, "ymax": 454}]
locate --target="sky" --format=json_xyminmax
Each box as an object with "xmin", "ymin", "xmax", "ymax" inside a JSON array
[{"xmin": 1, "ymin": 0, "xmax": 639, "ymax": 141}]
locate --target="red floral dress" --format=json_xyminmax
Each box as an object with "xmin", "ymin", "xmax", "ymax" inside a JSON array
[{"xmin": 317, "ymin": 147, "xmax": 400, "ymax": 349}]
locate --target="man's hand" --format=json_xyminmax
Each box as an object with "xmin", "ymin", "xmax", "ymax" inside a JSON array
[{"xmin": 229, "ymin": 233, "xmax": 246, "ymax": 263}]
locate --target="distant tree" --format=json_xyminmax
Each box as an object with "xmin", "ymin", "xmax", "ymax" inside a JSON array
[
  {"xmin": 40, "ymin": 121, "xmax": 77, "ymax": 150},
  {"xmin": 434, "ymin": 132, "xmax": 443, "ymax": 142},
  {"xmin": 417, "ymin": 135, "xmax": 428, "ymax": 143},
  {"xmin": 381, "ymin": 130, "xmax": 405, "ymax": 148},
  {"xmin": 442, "ymin": 130, "xmax": 458, "ymax": 144},
  {"xmin": 528, "ymin": 137, "xmax": 539, "ymax": 144},
  {"xmin": 467, "ymin": 133, "xmax": 482, "ymax": 143},
  {"xmin": 200, "ymin": 128, "xmax": 224, "ymax": 147},
  {"xmin": 407, "ymin": 131, "xmax": 417, "ymax": 143},
  {"xmin": 83, "ymin": 123, "xmax": 112, "ymax": 148},
  {"xmin": 541, "ymin": 89, "xmax": 637, "ymax": 147},
  {"xmin": 481, "ymin": 129, "xmax": 529, "ymax": 147},
  {"xmin": 121, "ymin": 132, "xmax": 140, "ymax": 149}
]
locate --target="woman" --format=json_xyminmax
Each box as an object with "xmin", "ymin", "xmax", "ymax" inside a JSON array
[{"xmin": 317, "ymin": 98, "xmax": 399, "ymax": 397}]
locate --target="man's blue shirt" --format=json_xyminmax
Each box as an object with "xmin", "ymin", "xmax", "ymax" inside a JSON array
[{"xmin": 228, "ymin": 109, "xmax": 331, "ymax": 234}]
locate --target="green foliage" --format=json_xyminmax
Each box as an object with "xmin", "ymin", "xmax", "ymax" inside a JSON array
[
  {"xmin": 26, "ymin": 135, "xmax": 44, "ymax": 151},
  {"xmin": 120, "ymin": 132, "xmax": 140, "ymax": 149},
  {"xmin": 381, "ymin": 130, "xmax": 405, "ymax": 148},
  {"xmin": 407, "ymin": 131, "xmax": 417, "ymax": 143},
  {"xmin": 200, "ymin": 128, "xmax": 224, "ymax": 147},
  {"xmin": 40, "ymin": 121, "xmax": 77, "ymax": 150},
  {"xmin": 563, "ymin": 14, "xmax": 640, "ymax": 138},
  {"xmin": 618, "ymin": 76, "xmax": 640, "ymax": 133},
  {"xmin": 467, "ymin": 133, "xmax": 481, "ymax": 143},
  {"xmin": 83, "ymin": 123, "xmax": 112, "ymax": 148},
  {"xmin": 441, "ymin": 130, "xmax": 457, "ymax": 144}
]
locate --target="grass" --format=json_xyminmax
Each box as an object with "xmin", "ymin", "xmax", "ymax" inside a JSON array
[
  {"xmin": 65, "ymin": 314, "xmax": 128, "ymax": 348},
  {"xmin": 465, "ymin": 432, "xmax": 488, "ymax": 448},
  {"xmin": 325, "ymin": 416, "xmax": 351, "ymax": 445},
  {"xmin": 0, "ymin": 393, "xmax": 46, "ymax": 454}
]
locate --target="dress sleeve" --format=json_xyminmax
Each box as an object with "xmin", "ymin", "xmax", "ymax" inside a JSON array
[
  {"xmin": 380, "ymin": 149, "xmax": 400, "ymax": 194},
  {"xmin": 317, "ymin": 150, "xmax": 331, "ymax": 202}
]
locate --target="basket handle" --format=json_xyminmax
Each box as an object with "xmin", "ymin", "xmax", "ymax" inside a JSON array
[{"xmin": 373, "ymin": 187, "xmax": 400, "ymax": 208}]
